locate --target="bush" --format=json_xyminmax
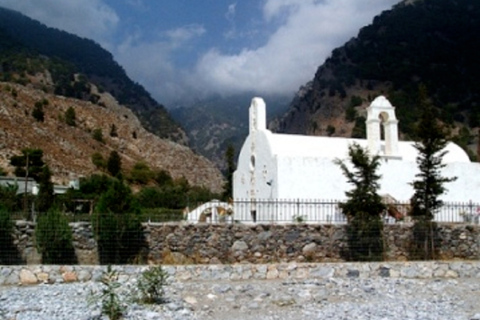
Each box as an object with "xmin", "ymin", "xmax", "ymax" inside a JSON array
[
  {"xmin": 35, "ymin": 209, "xmax": 76, "ymax": 264},
  {"xmin": 136, "ymin": 266, "xmax": 169, "ymax": 304},
  {"xmin": 88, "ymin": 266, "xmax": 125, "ymax": 320},
  {"xmin": 92, "ymin": 128, "xmax": 104, "ymax": 143},
  {"xmin": 92, "ymin": 179, "xmax": 146, "ymax": 264},
  {"xmin": 65, "ymin": 107, "xmax": 76, "ymax": 126},
  {"xmin": 32, "ymin": 101, "xmax": 44, "ymax": 122},
  {"xmin": 0, "ymin": 207, "xmax": 22, "ymax": 264}
]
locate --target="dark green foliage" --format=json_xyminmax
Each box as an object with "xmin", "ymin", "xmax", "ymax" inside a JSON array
[
  {"xmin": 35, "ymin": 209, "xmax": 76, "ymax": 264},
  {"xmin": 79, "ymin": 174, "xmax": 115, "ymax": 199},
  {"xmin": 409, "ymin": 86, "xmax": 456, "ymax": 260},
  {"xmin": 346, "ymin": 212, "xmax": 384, "ymax": 261},
  {"xmin": 335, "ymin": 143, "xmax": 385, "ymax": 261},
  {"xmin": 153, "ymin": 169, "xmax": 173, "ymax": 186},
  {"xmin": 10, "ymin": 148, "xmax": 44, "ymax": 181},
  {"xmin": 0, "ymin": 184, "xmax": 20, "ymax": 212},
  {"xmin": 36, "ymin": 165, "xmax": 54, "ymax": 213},
  {"xmin": 91, "ymin": 152, "xmax": 107, "ymax": 170},
  {"xmin": 222, "ymin": 145, "xmax": 235, "ymax": 201},
  {"xmin": 410, "ymin": 87, "xmax": 456, "ymax": 220},
  {"xmin": 92, "ymin": 128, "xmax": 104, "ymax": 143},
  {"xmin": 107, "ymin": 151, "xmax": 121, "ymax": 177},
  {"xmin": 32, "ymin": 101, "xmax": 44, "ymax": 122},
  {"xmin": 345, "ymin": 96, "xmax": 362, "ymax": 122},
  {"xmin": 0, "ymin": 207, "xmax": 22, "ymax": 264},
  {"xmin": 137, "ymin": 266, "xmax": 169, "ymax": 304},
  {"xmin": 129, "ymin": 162, "xmax": 152, "ymax": 185},
  {"xmin": 65, "ymin": 106, "xmax": 76, "ymax": 126},
  {"xmin": 92, "ymin": 179, "xmax": 145, "ymax": 264}
]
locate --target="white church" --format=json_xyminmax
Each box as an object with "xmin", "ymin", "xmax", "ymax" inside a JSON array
[{"xmin": 232, "ymin": 96, "xmax": 480, "ymax": 223}]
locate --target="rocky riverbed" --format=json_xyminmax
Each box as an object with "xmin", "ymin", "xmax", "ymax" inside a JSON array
[{"xmin": 1, "ymin": 276, "xmax": 480, "ymax": 320}]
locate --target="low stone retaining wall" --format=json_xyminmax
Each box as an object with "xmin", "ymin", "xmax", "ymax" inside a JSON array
[
  {"xmin": 11, "ymin": 221, "xmax": 480, "ymax": 265},
  {"xmin": 1, "ymin": 261, "xmax": 480, "ymax": 286}
]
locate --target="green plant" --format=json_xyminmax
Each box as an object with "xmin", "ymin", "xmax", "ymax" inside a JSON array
[
  {"xmin": 32, "ymin": 101, "xmax": 44, "ymax": 122},
  {"xmin": 92, "ymin": 128, "xmax": 104, "ymax": 143},
  {"xmin": 88, "ymin": 266, "xmax": 125, "ymax": 320},
  {"xmin": 92, "ymin": 179, "xmax": 146, "ymax": 264},
  {"xmin": 136, "ymin": 266, "xmax": 169, "ymax": 304},
  {"xmin": 107, "ymin": 151, "xmax": 121, "ymax": 177},
  {"xmin": 65, "ymin": 106, "xmax": 76, "ymax": 126},
  {"xmin": 409, "ymin": 85, "xmax": 456, "ymax": 260},
  {"xmin": 0, "ymin": 206, "xmax": 21, "ymax": 264},
  {"xmin": 91, "ymin": 152, "xmax": 107, "ymax": 171},
  {"xmin": 335, "ymin": 143, "xmax": 386, "ymax": 261},
  {"xmin": 35, "ymin": 209, "xmax": 76, "ymax": 264}
]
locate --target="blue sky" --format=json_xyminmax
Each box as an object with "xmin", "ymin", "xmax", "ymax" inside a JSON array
[{"xmin": 1, "ymin": 0, "xmax": 399, "ymax": 106}]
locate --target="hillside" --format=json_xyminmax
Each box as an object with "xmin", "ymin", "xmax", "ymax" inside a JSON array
[
  {"xmin": 274, "ymin": 0, "xmax": 480, "ymax": 160},
  {"xmin": 0, "ymin": 7, "xmax": 186, "ymax": 143},
  {"xmin": 0, "ymin": 80, "xmax": 224, "ymax": 193},
  {"xmin": 170, "ymin": 94, "xmax": 289, "ymax": 170}
]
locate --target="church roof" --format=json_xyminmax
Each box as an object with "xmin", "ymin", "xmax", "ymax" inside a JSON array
[{"xmin": 266, "ymin": 132, "xmax": 470, "ymax": 163}]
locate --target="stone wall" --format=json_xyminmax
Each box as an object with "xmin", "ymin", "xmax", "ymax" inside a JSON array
[
  {"xmin": 1, "ymin": 261, "xmax": 480, "ymax": 286},
  {"xmin": 10, "ymin": 221, "xmax": 480, "ymax": 265}
]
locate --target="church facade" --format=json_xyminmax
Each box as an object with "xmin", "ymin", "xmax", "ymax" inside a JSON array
[{"xmin": 233, "ymin": 96, "xmax": 480, "ymax": 223}]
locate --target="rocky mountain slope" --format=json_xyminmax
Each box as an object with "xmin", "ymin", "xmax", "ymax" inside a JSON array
[
  {"xmin": 274, "ymin": 0, "xmax": 480, "ymax": 160},
  {"xmin": 0, "ymin": 7, "xmax": 186, "ymax": 144},
  {"xmin": 0, "ymin": 79, "xmax": 224, "ymax": 193}
]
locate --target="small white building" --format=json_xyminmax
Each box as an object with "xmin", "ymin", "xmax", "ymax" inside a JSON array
[{"xmin": 233, "ymin": 96, "xmax": 480, "ymax": 223}]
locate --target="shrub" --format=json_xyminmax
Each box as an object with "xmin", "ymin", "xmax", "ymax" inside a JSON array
[
  {"xmin": 88, "ymin": 266, "xmax": 125, "ymax": 320},
  {"xmin": 136, "ymin": 266, "xmax": 169, "ymax": 304},
  {"xmin": 32, "ymin": 101, "xmax": 45, "ymax": 122},
  {"xmin": 35, "ymin": 209, "xmax": 76, "ymax": 264},
  {"xmin": 91, "ymin": 152, "xmax": 107, "ymax": 171},
  {"xmin": 65, "ymin": 107, "xmax": 76, "ymax": 126},
  {"xmin": 92, "ymin": 128, "xmax": 104, "ymax": 143},
  {"xmin": 0, "ymin": 207, "xmax": 21, "ymax": 264},
  {"xmin": 92, "ymin": 179, "xmax": 146, "ymax": 264},
  {"xmin": 129, "ymin": 162, "xmax": 152, "ymax": 185}
]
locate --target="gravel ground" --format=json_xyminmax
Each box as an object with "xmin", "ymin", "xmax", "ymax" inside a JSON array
[{"xmin": 1, "ymin": 277, "xmax": 480, "ymax": 320}]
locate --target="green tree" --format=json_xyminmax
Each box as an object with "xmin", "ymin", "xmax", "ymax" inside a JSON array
[
  {"xmin": 92, "ymin": 179, "xmax": 145, "ymax": 264},
  {"xmin": 92, "ymin": 152, "xmax": 107, "ymax": 171},
  {"xmin": 92, "ymin": 128, "xmax": 104, "ymax": 143},
  {"xmin": 335, "ymin": 143, "xmax": 385, "ymax": 261},
  {"xmin": 153, "ymin": 169, "xmax": 173, "ymax": 186},
  {"xmin": 222, "ymin": 144, "xmax": 235, "ymax": 201},
  {"xmin": 36, "ymin": 165, "xmax": 54, "ymax": 213},
  {"xmin": 0, "ymin": 206, "xmax": 22, "ymax": 264},
  {"xmin": 409, "ymin": 86, "xmax": 456, "ymax": 259},
  {"xmin": 107, "ymin": 151, "xmax": 122, "ymax": 177},
  {"xmin": 0, "ymin": 184, "xmax": 20, "ymax": 212},
  {"xmin": 32, "ymin": 101, "xmax": 45, "ymax": 122},
  {"xmin": 35, "ymin": 209, "xmax": 76, "ymax": 264},
  {"xmin": 10, "ymin": 148, "xmax": 45, "ymax": 216},
  {"xmin": 129, "ymin": 161, "xmax": 152, "ymax": 185},
  {"xmin": 10, "ymin": 148, "xmax": 45, "ymax": 181},
  {"xmin": 65, "ymin": 106, "xmax": 76, "ymax": 126}
]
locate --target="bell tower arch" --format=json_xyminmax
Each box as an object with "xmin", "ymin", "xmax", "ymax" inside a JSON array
[{"xmin": 366, "ymin": 96, "xmax": 400, "ymax": 158}]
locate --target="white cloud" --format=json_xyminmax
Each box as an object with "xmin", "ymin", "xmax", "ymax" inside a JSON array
[
  {"xmin": 190, "ymin": 0, "xmax": 399, "ymax": 98},
  {"xmin": 0, "ymin": 0, "xmax": 119, "ymax": 45},
  {"xmin": 165, "ymin": 24, "xmax": 206, "ymax": 46},
  {"xmin": 113, "ymin": 25, "xmax": 206, "ymax": 105}
]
